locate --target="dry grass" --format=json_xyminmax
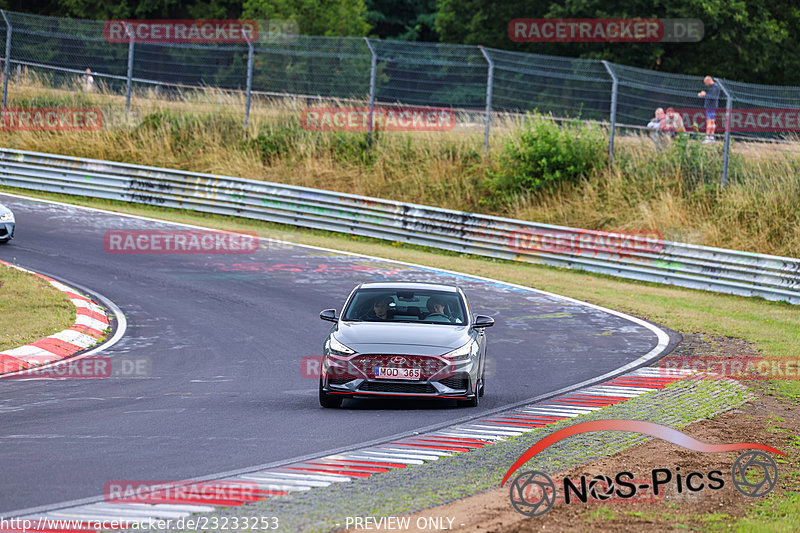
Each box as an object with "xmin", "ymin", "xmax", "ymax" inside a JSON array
[
  {"xmin": 0, "ymin": 263, "xmax": 75, "ymax": 351},
  {"xmin": 2, "ymin": 71, "xmax": 799, "ymax": 257}
]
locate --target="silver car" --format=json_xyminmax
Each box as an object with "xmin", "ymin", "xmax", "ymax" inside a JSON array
[
  {"xmin": 0, "ymin": 203, "xmax": 14, "ymax": 243},
  {"xmin": 318, "ymin": 282, "xmax": 494, "ymax": 408}
]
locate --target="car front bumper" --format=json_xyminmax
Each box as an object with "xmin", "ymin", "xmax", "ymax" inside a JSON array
[
  {"xmin": 0, "ymin": 222, "xmax": 14, "ymax": 241},
  {"xmin": 321, "ymin": 352, "xmax": 478, "ymax": 399}
]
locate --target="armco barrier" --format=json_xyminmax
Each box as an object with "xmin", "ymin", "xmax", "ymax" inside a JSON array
[{"xmin": 1, "ymin": 147, "xmax": 799, "ymax": 304}]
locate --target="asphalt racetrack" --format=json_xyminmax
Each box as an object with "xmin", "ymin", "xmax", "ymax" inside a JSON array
[{"xmin": 0, "ymin": 192, "xmax": 675, "ymax": 514}]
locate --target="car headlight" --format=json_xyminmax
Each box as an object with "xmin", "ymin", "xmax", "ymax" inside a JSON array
[
  {"xmin": 326, "ymin": 336, "xmax": 355, "ymax": 356},
  {"xmin": 443, "ymin": 340, "xmax": 479, "ymax": 361},
  {"xmin": 0, "ymin": 212, "xmax": 13, "ymax": 222}
]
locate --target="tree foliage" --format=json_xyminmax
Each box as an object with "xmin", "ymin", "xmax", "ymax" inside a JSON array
[{"xmin": 436, "ymin": 0, "xmax": 800, "ymax": 85}]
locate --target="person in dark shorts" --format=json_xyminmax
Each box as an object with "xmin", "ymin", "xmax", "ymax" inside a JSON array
[{"xmin": 697, "ymin": 76, "xmax": 720, "ymax": 143}]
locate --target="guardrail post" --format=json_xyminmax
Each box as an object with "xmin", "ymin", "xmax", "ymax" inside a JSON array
[
  {"xmin": 123, "ymin": 22, "xmax": 134, "ymax": 115},
  {"xmin": 364, "ymin": 37, "xmax": 377, "ymax": 143},
  {"xmin": 717, "ymin": 79, "xmax": 733, "ymax": 187},
  {"xmin": 244, "ymin": 37, "xmax": 254, "ymax": 132},
  {"xmin": 479, "ymin": 45, "xmax": 494, "ymax": 154},
  {"xmin": 601, "ymin": 60, "xmax": 618, "ymax": 165},
  {"xmin": 1, "ymin": 10, "xmax": 12, "ymax": 111}
]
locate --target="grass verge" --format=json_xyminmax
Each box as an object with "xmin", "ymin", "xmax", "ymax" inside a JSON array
[
  {"xmin": 1, "ymin": 76, "xmax": 799, "ymax": 257},
  {"xmin": 0, "ymin": 261, "xmax": 75, "ymax": 351}
]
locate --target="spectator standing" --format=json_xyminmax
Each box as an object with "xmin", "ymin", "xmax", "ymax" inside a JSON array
[
  {"xmin": 697, "ymin": 76, "xmax": 720, "ymax": 143},
  {"xmin": 83, "ymin": 68, "xmax": 95, "ymax": 92},
  {"xmin": 647, "ymin": 107, "xmax": 667, "ymax": 149}
]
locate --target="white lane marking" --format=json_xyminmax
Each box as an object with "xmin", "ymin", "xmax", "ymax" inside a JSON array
[
  {"xmin": 572, "ymin": 388, "xmax": 641, "ymax": 398},
  {"xmin": 252, "ymin": 471, "xmax": 350, "ymax": 483},
  {"xmin": 589, "ymin": 385, "xmax": 657, "ymax": 394},
  {"xmin": 334, "ymin": 453, "xmax": 424, "ymax": 466},
  {"xmin": 356, "ymin": 450, "xmax": 442, "ymax": 461},
  {"xmin": 78, "ymin": 503, "xmax": 192, "ymax": 519},
  {"xmin": 433, "ymin": 431, "xmax": 508, "ymax": 441},
  {"xmin": 48, "ymin": 329, "xmax": 100, "ymax": 348},
  {"xmin": 241, "ymin": 475, "xmax": 325, "ymax": 488},
  {"xmin": 377, "ymin": 447, "xmax": 451, "ymax": 458},
  {"xmin": 48, "ymin": 509, "xmax": 159, "ymax": 521},
  {"xmin": 460, "ymin": 425, "xmax": 527, "ymax": 435},
  {"xmin": 522, "ymin": 407, "xmax": 599, "ymax": 417}
]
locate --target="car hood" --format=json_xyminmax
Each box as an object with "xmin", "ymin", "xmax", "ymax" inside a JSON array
[{"xmin": 334, "ymin": 321, "xmax": 470, "ymax": 352}]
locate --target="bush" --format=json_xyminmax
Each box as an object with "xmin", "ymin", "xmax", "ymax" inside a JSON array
[
  {"xmin": 483, "ymin": 115, "xmax": 607, "ymax": 206},
  {"xmin": 245, "ymin": 124, "xmax": 303, "ymax": 163}
]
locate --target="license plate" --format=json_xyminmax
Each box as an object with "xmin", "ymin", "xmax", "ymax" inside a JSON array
[{"xmin": 374, "ymin": 367, "xmax": 421, "ymax": 380}]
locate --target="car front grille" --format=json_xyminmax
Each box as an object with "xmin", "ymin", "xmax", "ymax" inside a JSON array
[
  {"xmin": 349, "ymin": 354, "xmax": 447, "ymax": 380},
  {"xmin": 359, "ymin": 381, "xmax": 437, "ymax": 394},
  {"xmin": 438, "ymin": 374, "xmax": 470, "ymax": 390}
]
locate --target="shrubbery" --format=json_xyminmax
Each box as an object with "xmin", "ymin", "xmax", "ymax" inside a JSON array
[{"xmin": 483, "ymin": 115, "xmax": 607, "ymax": 206}]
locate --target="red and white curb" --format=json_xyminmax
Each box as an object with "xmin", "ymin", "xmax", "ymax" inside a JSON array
[
  {"xmin": 8, "ymin": 366, "xmax": 696, "ymax": 531},
  {"xmin": 0, "ymin": 259, "xmax": 110, "ymax": 374}
]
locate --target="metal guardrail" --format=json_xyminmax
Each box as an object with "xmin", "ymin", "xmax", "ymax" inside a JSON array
[{"xmin": 1, "ymin": 147, "xmax": 798, "ymax": 304}]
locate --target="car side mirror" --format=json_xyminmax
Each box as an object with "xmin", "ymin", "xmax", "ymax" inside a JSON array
[
  {"xmin": 320, "ymin": 309, "xmax": 338, "ymax": 322},
  {"xmin": 472, "ymin": 315, "xmax": 494, "ymax": 328}
]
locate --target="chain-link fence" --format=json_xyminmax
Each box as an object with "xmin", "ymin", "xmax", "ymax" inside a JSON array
[{"xmin": 1, "ymin": 10, "xmax": 799, "ymax": 185}]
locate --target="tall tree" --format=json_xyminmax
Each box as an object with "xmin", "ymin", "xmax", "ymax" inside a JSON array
[
  {"xmin": 436, "ymin": 0, "xmax": 800, "ymax": 85},
  {"xmin": 243, "ymin": 0, "xmax": 370, "ymax": 36},
  {"xmin": 365, "ymin": 0, "xmax": 437, "ymax": 41}
]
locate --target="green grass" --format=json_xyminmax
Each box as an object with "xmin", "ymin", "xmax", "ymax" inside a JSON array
[{"xmin": 0, "ymin": 261, "xmax": 74, "ymax": 352}]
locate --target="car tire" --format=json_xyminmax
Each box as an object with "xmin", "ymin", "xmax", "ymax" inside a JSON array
[
  {"xmin": 319, "ymin": 378, "xmax": 343, "ymax": 408},
  {"xmin": 457, "ymin": 387, "xmax": 479, "ymax": 408}
]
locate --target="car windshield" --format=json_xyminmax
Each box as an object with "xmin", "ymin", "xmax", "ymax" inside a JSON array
[{"xmin": 342, "ymin": 288, "xmax": 466, "ymax": 324}]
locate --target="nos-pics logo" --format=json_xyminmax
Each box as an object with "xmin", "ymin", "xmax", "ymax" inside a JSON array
[{"xmin": 502, "ymin": 420, "xmax": 783, "ymax": 517}]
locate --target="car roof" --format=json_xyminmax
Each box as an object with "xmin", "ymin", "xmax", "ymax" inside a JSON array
[{"xmin": 357, "ymin": 282, "xmax": 459, "ymax": 293}]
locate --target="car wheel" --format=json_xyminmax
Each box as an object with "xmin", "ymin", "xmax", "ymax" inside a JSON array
[
  {"xmin": 457, "ymin": 384, "xmax": 479, "ymax": 407},
  {"xmin": 319, "ymin": 378, "xmax": 343, "ymax": 408}
]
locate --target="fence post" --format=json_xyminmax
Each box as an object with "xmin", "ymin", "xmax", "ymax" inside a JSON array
[
  {"xmin": 601, "ymin": 60, "xmax": 618, "ymax": 165},
  {"xmin": 123, "ymin": 22, "xmax": 134, "ymax": 115},
  {"xmin": 244, "ymin": 37, "xmax": 254, "ymax": 132},
  {"xmin": 364, "ymin": 37, "xmax": 377, "ymax": 142},
  {"xmin": 717, "ymin": 79, "xmax": 732, "ymax": 187},
  {"xmin": 478, "ymin": 45, "xmax": 494, "ymax": 154},
  {"xmin": 1, "ymin": 10, "xmax": 12, "ymax": 111}
]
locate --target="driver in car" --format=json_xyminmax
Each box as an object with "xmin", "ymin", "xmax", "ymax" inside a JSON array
[
  {"xmin": 425, "ymin": 296, "xmax": 453, "ymax": 322},
  {"xmin": 360, "ymin": 295, "xmax": 394, "ymax": 320}
]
